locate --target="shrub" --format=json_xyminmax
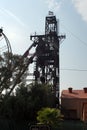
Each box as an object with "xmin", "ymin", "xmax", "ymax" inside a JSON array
[{"xmin": 37, "ymin": 107, "xmax": 63, "ymax": 128}]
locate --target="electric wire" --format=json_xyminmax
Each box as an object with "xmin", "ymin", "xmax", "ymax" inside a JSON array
[
  {"xmin": 61, "ymin": 69, "xmax": 87, "ymax": 72},
  {"xmin": 60, "ymin": 23, "xmax": 87, "ymax": 72},
  {"xmin": 60, "ymin": 23, "xmax": 87, "ymax": 47}
]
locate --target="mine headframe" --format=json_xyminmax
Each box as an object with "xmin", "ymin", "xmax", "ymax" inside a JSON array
[{"xmin": 30, "ymin": 12, "xmax": 65, "ymax": 106}]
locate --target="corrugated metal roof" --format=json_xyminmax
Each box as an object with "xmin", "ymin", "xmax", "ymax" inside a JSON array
[{"xmin": 61, "ymin": 90, "xmax": 87, "ymax": 99}]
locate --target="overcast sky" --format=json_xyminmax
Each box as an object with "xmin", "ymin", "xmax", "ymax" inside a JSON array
[{"xmin": 0, "ymin": 0, "xmax": 87, "ymax": 91}]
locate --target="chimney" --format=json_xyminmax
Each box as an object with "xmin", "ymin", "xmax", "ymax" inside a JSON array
[
  {"xmin": 83, "ymin": 87, "xmax": 87, "ymax": 93},
  {"xmin": 68, "ymin": 87, "xmax": 73, "ymax": 93}
]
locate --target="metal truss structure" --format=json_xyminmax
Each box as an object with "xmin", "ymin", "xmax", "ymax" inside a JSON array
[
  {"xmin": 30, "ymin": 12, "xmax": 65, "ymax": 106},
  {"xmin": 0, "ymin": 12, "xmax": 65, "ymax": 107}
]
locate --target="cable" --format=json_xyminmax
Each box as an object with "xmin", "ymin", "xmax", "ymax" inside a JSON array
[
  {"xmin": 60, "ymin": 23, "xmax": 87, "ymax": 47},
  {"xmin": 59, "ymin": 24, "xmax": 87, "ymax": 72},
  {"xmin": 61, "ymin": 68, "xmax": 87, "ymax": 72}
]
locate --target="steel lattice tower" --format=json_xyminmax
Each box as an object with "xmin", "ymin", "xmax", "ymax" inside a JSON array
[{"xmin": 30, "ymin": 12, "xmax": 65, "ymax": 107}]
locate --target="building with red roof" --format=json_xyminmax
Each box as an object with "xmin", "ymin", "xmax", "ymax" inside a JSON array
[{"xmin": 61, "ymin": 87, "xmax": 87, "ymax": 121}]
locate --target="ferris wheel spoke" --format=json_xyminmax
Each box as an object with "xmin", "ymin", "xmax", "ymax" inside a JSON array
[{"xmin": 0, "ymin": 28, "xmax": 13, "ymax": 95}]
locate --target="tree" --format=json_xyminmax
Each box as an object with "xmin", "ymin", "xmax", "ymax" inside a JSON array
[
  {"xmin": 37, "ymin": 107, "xmax": 63, "ymax": 128},
  {"xmin": 0, "ymin": 82, "xmax": 57, "ymax": 122},
  {"xmin": 0, "ymin": 52, "xmax": 29, "ymax": 96},
  {"xmin": 14, "ymin": 83, "xmax": 56, "ymax": 122}
]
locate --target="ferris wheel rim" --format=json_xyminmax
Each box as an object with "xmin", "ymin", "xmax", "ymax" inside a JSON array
[{"xmin": 0, "ymin": 28, "xmax": 13, "ymax": 66}]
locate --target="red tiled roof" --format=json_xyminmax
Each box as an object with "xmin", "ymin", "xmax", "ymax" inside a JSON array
[{"xmin": 61, "ymin": 90, "xmax": 87, "ymax": 99}]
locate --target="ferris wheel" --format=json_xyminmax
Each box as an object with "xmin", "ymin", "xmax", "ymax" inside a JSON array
[
  {"xmin": 0, "ymin": 28, "xmax": 13, "ymax": 94},
  {"xmin": 0, "ymin": 28, "xmax": 12, "ymax": 67},
  {"xmin": 0, "ymin": 28, "xmax": 36, "ymax": 96}
]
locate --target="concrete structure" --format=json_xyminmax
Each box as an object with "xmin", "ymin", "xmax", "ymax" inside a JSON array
[{"xmin": 61, "ymin": 87, "xmax": 87, "ymax": 121}]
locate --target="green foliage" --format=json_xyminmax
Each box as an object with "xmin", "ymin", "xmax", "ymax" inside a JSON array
[
  {"xmin": 0, "ymin": 53, "xmax": 29, "ymax": 95},
  {"xmin": 0, "ymin": 83, "xmax": 56, "ymax": 122},
  {"xmin": 0, "ymin": 53, "xmax": 58, "ymax": 123},
  {"xmin": 37, "ymin": 107, "xmax": 63, "ymax": 128}
]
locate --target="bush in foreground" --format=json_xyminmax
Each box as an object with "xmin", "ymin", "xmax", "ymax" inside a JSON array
[{"xmin": 37, "ymin": 107, "xmax": 63, "ymax": 128}]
